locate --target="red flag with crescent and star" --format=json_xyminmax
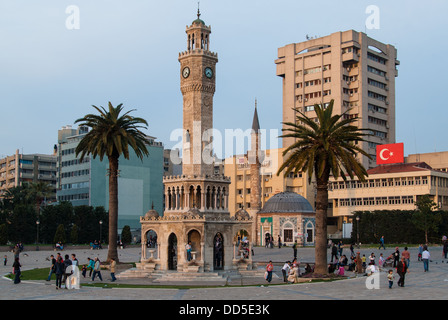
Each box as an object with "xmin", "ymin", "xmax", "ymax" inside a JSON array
[{"xmin": 376, "ymin": 143, "xmax": 404, "ymax": 165}]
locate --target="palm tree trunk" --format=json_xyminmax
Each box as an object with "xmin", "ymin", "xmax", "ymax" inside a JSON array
[
  {"xmin": 107, "ymin": 155, "xmax": 119, "ymax": 263},
  {"xmin": 314, "ymin": 177, "xmax": 329, "ymax": 274}
]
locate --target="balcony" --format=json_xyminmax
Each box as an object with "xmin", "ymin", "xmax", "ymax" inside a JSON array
[{"xmin": 342, "ymin": 52, "xmax": 359, "ymax": 63}]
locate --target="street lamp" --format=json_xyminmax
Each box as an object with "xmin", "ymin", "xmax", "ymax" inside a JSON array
[
  {"xmin": 36, "ymin": 220, "xmax": 40, "ymax": 251},
  {"xmin": 356, "ymin": 216, "xmax": 360, "ymax": 248},
  {"xmin": 99, "ymin": 220, "xmax": 103, "ymax": 243}
]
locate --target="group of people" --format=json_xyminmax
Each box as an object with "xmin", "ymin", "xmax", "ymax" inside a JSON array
[
  {"xmin": 265, "ymin": 257, "xmax": 314, "ymax": 285},
  {"xmin": 45, "ymin": 253, "xmax": 116, "ymax": 289},
  {"xmin": 89, "ymin": 240, "xmax": 102, "ymax": 250},
  {"xmin": 46, "ymin": 253, "xmax": 79, "ymax": 289}
]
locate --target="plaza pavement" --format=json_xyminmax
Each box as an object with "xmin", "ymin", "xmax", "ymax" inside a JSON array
[{"xmin": 1, "ymin": 244, "xmax": 448, "ymax": 301}]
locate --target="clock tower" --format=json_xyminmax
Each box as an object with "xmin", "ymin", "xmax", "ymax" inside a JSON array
[
  {"xmin": 178, "ymin": 9, "xmax": 218, "ymax": 177},
  {"xmin": 138, "ymin": 10, "xmax": 255, "ymax": 275}
]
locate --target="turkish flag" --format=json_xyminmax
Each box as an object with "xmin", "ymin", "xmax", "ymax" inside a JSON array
[{"xmin": 376, "ymin": 143, "xmax": 404, "ymax": 165}]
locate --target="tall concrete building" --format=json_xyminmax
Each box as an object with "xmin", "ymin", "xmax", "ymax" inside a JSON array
[
  {"xmin": 0, "ymin": 149, "xmax": 57, "ymax": 201},
  {"xmin": 275, "ymin": 30, "xmax": 400, "ymax": 168}
]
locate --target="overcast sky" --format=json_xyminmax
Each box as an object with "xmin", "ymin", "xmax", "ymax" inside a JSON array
[{"xmin": 1, "ymin": 0, "xmax": 447, "ymax": 159}]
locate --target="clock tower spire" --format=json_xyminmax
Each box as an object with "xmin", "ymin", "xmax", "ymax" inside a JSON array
[{"xmin": 179, "ymin": 11, "xmax": 218, "ymax": 177}]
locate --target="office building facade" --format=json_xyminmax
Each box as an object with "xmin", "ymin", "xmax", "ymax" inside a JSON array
[{"xmin": 56, "ymin": 126, "xmax": 164, "ymax": 230}]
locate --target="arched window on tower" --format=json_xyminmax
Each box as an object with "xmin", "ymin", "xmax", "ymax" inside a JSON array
[{"xmin": 188, "ymin": 34, "xmax": 191, "ymax": 50}]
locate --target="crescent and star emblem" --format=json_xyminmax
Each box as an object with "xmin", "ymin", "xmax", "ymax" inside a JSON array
[{"xmin": 379, "ymin": 148, "xmax": 394, "ymax": 161}]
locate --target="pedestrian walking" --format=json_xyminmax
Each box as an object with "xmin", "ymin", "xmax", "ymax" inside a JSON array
[
  {"xmin": 12, "ymin": 257, "xmax": 21, "ymax": 284},
  {"xmin": 418, "ymin": 244, "xmax": 423, "ymax": 261},
  {"xmin": 265, "ymin": 260, "xmax": 274, "ymax": 284},
  {"xmin": 46, "ymin": 254, "xmax": 56, "ymax": 281},
  {"xmin": 3, "ymin": 255, "xmax": 7, "ymax": 266},
  {"xmin": 293, "ymin": 240, "xmax": 297, "ymax": 259},
  {"xmin": 87, "ymin": 257, "xmax": 95, "ymax": 277},
  {"xmin": 397, "ymin": 257, "xmax": 408, "ymax": 287},
  {"xmin": 422, "ymin": 246, "xmax": 430, "ymax": 272},
  {"xmin": 278, "ymin": 235, "xmax": 282, "ymax": 249},
  {"xmin": 92, "ymin": 257, "xmax": 103, "ymax": 281},
  {"xmin": 379, "ymin": 236, "xmax": 386, "ymax": 250},
  {"xmin": 109, "ymin": 257, "xmax": 117, "ymax": 282}
]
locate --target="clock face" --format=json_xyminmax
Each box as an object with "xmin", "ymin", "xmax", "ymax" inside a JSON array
[
  {"xmin": 205, "ymin": 67, "xmax": 213, "ymax": 79},
  {"xmin": 182, "ymin": 67, "xmax": 190, "ymax": 78}
]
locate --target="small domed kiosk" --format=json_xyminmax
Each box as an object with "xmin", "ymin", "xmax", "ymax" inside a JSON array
[{"xmin": 257, "ymin": 192, "xmax": 315, "ymax": 247}]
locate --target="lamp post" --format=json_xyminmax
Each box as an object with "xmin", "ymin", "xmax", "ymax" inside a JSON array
[
  {"xmin": 36, "ymin": 220, "xmax": 40, "ymax": 251},
  {"xmin": 356, "ymin": 216, "xmax": 360, "ymax": 248},
  {"xmin": 99, "ymin": 220, "xmax": 103, "ymax": 243}
]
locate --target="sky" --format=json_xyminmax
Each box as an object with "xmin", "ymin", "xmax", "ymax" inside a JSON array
[{"xmin": 1, "ymin": 0, "xmax": 447, "ymax": 160}]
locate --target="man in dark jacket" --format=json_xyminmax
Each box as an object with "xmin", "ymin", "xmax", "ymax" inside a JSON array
[
  {"xmin": 397, "ymin": 257, "xmax": 408, "ymax": 287},
  {"xmin": 393, "ymin": 247, "xmax": 400, "ymax": 268},
  {"xmin": 331, "ymin": 244, "xmax": 338, "ymax": 263},
  {"xmin": 55, "ymin": 257, "xmax": 65, "ymax": 289},
  {"xmin": 62, "ymin": 254, "xmax": 72, "ymax": 286}
]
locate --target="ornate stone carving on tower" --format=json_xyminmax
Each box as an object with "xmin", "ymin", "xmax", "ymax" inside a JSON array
[
  {"xmin": 134, "ymin": 11, "xmax": 255, "ymax": 279},
  {"xmin": 179, "ymin": 9, "xmax": 217, "ymax": 177}
]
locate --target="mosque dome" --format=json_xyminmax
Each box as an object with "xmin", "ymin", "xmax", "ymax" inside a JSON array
[
  {"xmin": 144, "ymin": 203, "xmax": 159, "ymax": 219},
  {"xmin": 192, "ymin": 18, "xmax": 205, "ymax": 25},
  {"xmin": 235, "ymin": 207, "xmax": 251, "ymax": 220},
  {"xmin": 259, "ymin": 192, "xmax": 314, "ymax": 214},
  {"xmin": 145, "ymin": 208, "xmax": 159, "ymax": 219}
]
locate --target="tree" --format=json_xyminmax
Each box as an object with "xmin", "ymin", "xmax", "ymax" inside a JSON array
[
  {"xmin": 75, "ymin": 102, "xmax": 149, "ymax": 262},
  {"xmin": 28, "ymin": 181, "xmax": 53, "ymax": 220},
  {"xmin": 277, "ymin": 100, "xmax": 370, "ymax": 274},
  {"xmin": 54, "ymin": 224, "xmax": 66, "ymax": 244},
  {"xmin": 71, "ymin": 224, "xmax": 79, "ymax": 244},
  {"xmin": 121, "ymin": 225, "xmax": 132, "ymax": 244},
  {"xmin": 413, "ymin": 194, "xmax": 441, "ymax": 244}
]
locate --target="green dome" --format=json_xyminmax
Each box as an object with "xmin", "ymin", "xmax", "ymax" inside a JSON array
[{"xmin": 192, "ymin": 18, "xmax": 205, "ymax": 25}]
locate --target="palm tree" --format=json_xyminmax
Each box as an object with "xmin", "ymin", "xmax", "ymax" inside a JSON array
[
  {"xmin": 75, "ymin": 102, "xmax": 149, "ymax": 262},
  {"xmin": 277, "ymin": 100, "xmax": 371, "ymax": 274},
  {"xmin": 28, "ymin": 181, "xmax": 53, "ymax": 219}
]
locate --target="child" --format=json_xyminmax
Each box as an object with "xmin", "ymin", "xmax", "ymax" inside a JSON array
[
  {"xmin": 3, "ymin": 255, "xmax": 7, "ymax": 266},
  {"xmin": 362, "ymin": 254, "xmax": 366, "ymax": 269},
  {"xmin": 379, "ymin": 253, "xmax": 385, "ymax": 269},
  {"xmin": 81, "ymin": 265, "xmax": 87, "ymax": 278},
  {"xmin": 387, "ymin": 269, "xmax": 394, "ymax": 288}
]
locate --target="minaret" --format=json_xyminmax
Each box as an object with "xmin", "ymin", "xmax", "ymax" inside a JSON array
[
  {"xmin": 178, "ymin": 8, "xmax": 218, "ymax": 177},
  {"xmin": 249, "ymin": 100, "xmax": 262, "ymax": 213}
]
